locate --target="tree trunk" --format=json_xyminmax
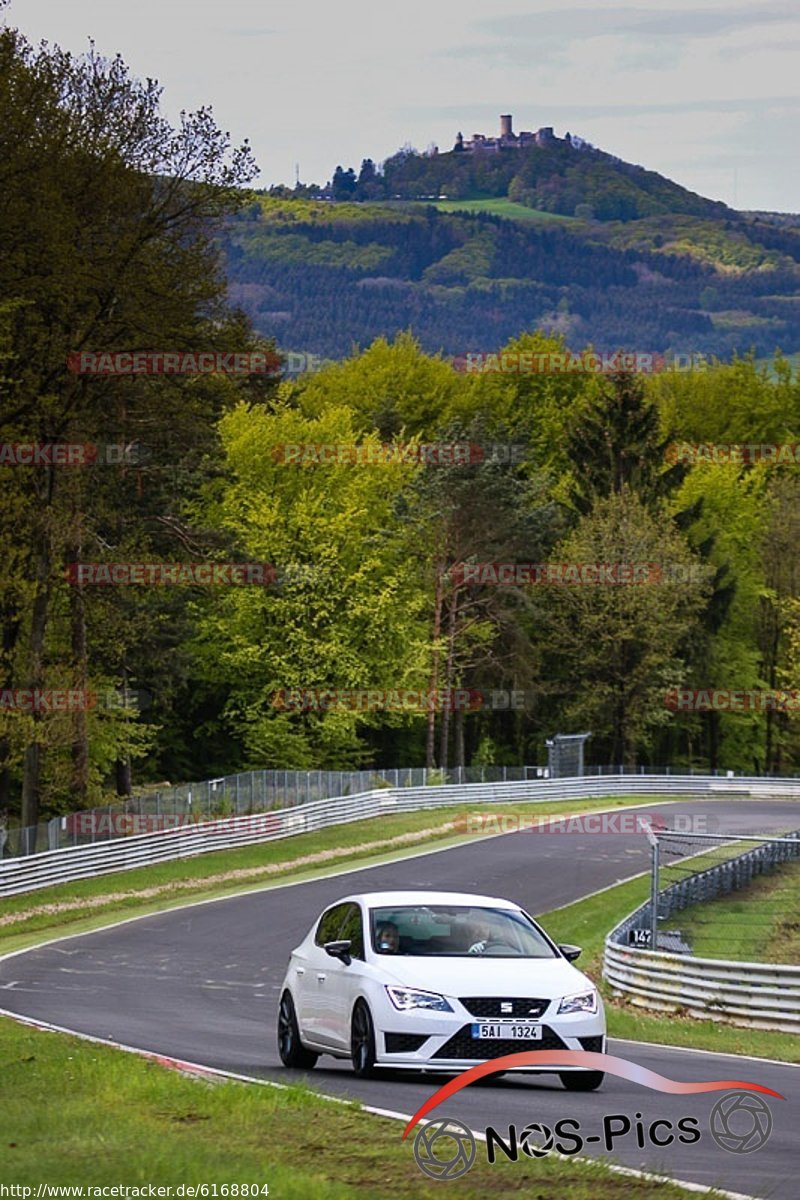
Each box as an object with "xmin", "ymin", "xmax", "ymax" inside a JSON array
[
  {"xmin": 115, "ymin": 757, "xmax": 132, "ymax": 797},
  {"xmin": 20, "ymin": 537, "xmax": 52, "ymax": 854},
  {"xmin": 438, "ymin": 589, "xmax": 459, "ymax": 771},
  {"xmin": 0, "ymin": 602, "xmax": 22, "ymax": 815},
  {"xmin": 68, "ymin": 540, "xmax": 90, "ymax": 804},
  {"xmin": 706, "ymin": 709, "xmax": 720, "ymax": 773},
  {"xmin": 426, "ymin": 560, "xmax": 444, "ymax": 769},
  {"xmin": 454, "ymin": 705, "xmax": 465, "ymax": 772}
]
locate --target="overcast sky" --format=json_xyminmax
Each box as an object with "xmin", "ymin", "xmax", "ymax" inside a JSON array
[{"xmin": 9, "ymin": 0, "xmax": 800, "ymax": 211}]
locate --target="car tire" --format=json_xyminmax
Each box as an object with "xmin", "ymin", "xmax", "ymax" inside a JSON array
[
  {"xmin": 277, "ymin": 991, "xmax": 318, "ymax": 1070},
  {"xmin": 351, "ymin": 999, "xmax": 378, "ymax": 1078},
  {"xmin": 559, "ymin": 1071, "xmax": 604, "ymax": 1091}
]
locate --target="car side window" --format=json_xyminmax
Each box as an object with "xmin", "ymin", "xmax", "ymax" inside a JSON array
[
  {"xmin": 337, "ymin": 903, "xmax": 365, "ymax": 960},
  {"xmin": 315, "ymin": 903, "xmax": 347, "ymax": 947}
]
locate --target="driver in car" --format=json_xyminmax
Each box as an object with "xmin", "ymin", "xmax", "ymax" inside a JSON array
[
  {"xmin": 376, "ymin": 921, "xmax": 400, "ymax": 953},
  {"xmin": 467, "ymin": 917, "xmax": 493, "ymax": 954}
]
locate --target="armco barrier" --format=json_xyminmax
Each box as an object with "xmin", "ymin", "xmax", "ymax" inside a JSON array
[
  {"xmin": 7, "ymin": 764, "xmax": 541, "ymax": 857},
  {"xmin": 604, "ymin": 942, "xmax": 800, "ymax": 1034},
  {"xmin": 2, "ymin": 773, "xmax": 799, "ymax": 898},
  {"xmin": 604, "ymin": 828, "xmax": 800, "ymax": 1032}
]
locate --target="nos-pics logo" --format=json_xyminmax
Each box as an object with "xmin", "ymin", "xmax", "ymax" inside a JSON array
[{"xmin": 405, "ymin": 1051, "xmax": 784, "ymax": 1180}]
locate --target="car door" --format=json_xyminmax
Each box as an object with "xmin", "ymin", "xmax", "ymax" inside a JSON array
[
  {"xmin": 316, "ymin": 901, "xmax": 367, "ymax": 1050},
  {"xmin": 296, "ymin": 902, "xmax": 348, "ymax": 1043}
]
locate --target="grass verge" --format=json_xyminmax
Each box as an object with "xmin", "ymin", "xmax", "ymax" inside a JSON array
[
  {"xmin": 539, "ymin": 878, "xmax": 800, "ymax": 1062},
  {"xmin": 668, "ymin": 859, "xmax": 800, "ymax": 964},
  {"xmin": 0, "ymin": 1015, "xmax": 732, "ymax": 1198}
]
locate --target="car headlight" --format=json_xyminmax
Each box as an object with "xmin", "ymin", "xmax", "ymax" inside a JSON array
[
  {"xmin": 385, "ymin": 986, "xmax": 454, "ymax": 1012},
  {"xmin": 557, "ymin": 989, "xmax": 598, "ymax": 1015}
]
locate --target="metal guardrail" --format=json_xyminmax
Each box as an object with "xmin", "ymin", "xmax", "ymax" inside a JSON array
[
  {"xmin": 2, "ymin": 764, "xmax": 543, "ymax": 857},
  {"xmin": 2, "ymin": 772, "xmax": 800, "ymax": 899},
  {"xmin": 604, "ymin": 943, "xmax": 800, "ymax": 1034},
  {"xmin": 5, "ymin": 761, "xmax": 797, "ymax": 858},
  {"xmin": 604, "ymin": 829, "xmax": 800, "ymax": 1033}
]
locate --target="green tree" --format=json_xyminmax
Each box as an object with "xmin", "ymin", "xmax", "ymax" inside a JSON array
[
  {"xmin": 0, "ymin": 26, "xmax": 257, "ymax": 842},
  {"xmin": 192, "ymin": 401, "xmax": 431, "ymax": 767},
  {"xmin": 542, "ymin": 491, "xmax": 707, "ymax": 765},
  {"xmin": 567, "ymin": 368, "xmax": 684, "ymax": 513}
]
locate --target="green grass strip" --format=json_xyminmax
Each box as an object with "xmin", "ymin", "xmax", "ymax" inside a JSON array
[
  {"xmin": 0, "ymin": 1016, "xmax": 735, "ymax": 1198},
  {"xmin": 539, "ymin": 877, "xmax": 800, "ymax": 1062},
  {"xmin": 669, "ymin": 859, "xmax": 800, "ymax": 964}
]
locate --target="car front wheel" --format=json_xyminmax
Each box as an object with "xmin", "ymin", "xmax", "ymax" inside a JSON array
[
  {"xmin": 351, "ymin": 999, "xmax": 378, "ymax": 1078},
  {"xmin": 559, "ymin": 1071, "xmax": 604, "ymax": 1091},
  {"xmin": 277, "ymin": 991, "xmax": 318, "ymax": 1070}
]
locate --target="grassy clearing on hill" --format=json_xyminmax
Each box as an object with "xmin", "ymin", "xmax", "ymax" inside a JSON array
[{"xmin": 431, "ymin": 197, "xmax": 577, "ymax": 222}]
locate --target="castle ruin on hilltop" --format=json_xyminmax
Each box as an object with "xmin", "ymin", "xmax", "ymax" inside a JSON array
[{"xmin": 453, "ymin": 114, "xmax": 589, "ymax": 154}]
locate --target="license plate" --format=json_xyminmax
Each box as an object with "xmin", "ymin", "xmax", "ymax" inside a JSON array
[{"xmin": 470, "ymin": 1022, "xmax": 543, "ymax": 1040}]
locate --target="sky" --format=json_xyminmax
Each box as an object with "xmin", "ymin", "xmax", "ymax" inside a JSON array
[{"xmin": 8, "ymin": 0, "xmax": 800, "ymax": 212}]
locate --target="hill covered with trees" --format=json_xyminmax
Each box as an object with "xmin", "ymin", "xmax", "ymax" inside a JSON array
[
  {"xmin": 340, "ymin": 136, "xmax": 734, "ymax": 223},
  {"xmin": 221, "ymin": 195, "xmax": 800, "ymax": 362}
]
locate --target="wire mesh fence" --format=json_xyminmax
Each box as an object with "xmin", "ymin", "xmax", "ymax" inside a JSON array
[
  {"xmin": 614, "ymin": 826, "xmax": 800, "ymax": 958},
  {"xmin": 0, "ymin": 764, "xmax": 543, "ymax": 857},
  {"xmin": 3, "ymin": 760, "xmax": 799, "ymax": 859}
]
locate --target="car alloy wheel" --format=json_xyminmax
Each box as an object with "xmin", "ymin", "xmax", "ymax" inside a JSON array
[
  {"xmin": 277, "ymin": 991, "xmax": 318, "ymax": 1070},
  {"xmin": 351, "ymin": 999, "xmax": 378, "ymax": 1078}
]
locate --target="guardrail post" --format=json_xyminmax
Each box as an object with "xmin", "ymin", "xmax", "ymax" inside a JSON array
[{"xmin": 650, "ymin": 836, "xmax": 660, "ymax": 950}]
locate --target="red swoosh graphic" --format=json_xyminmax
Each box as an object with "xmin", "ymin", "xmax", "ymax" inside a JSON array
[{"xmin": 401, "ymin": 1051, "xmax": 785, "ymax": 1139}]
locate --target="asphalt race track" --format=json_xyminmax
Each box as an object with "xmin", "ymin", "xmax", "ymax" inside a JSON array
[{"xmin": 2, "ymin": 800, "xmax": 798, "ymax": 1198}]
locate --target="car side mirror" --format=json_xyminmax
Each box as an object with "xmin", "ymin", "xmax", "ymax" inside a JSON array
[
  {"xmin": 324, "ymin": 939, "xmax": 352, "ymax": 965},
  {"xmin": 559, "ymin": 943, "xmax": 582, "ymax": 962}
]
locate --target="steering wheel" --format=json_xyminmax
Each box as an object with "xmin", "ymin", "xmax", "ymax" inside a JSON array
[{"xmin": 468, "ymin": 939, "xmax": 510, "ymax": 955}]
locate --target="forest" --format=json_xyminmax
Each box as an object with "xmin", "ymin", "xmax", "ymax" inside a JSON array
[
  {"xmin": 222, "ymin": 196, "xmax": 800, "ymax": 362},
  {"xmin": 2, "ymin": 23, "xmax": 800, "ymax": 842}
]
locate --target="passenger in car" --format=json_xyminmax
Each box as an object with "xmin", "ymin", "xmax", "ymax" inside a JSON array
[{"xmin": 376, "ymin": 921, "xmax": 400, "ymax": 952}]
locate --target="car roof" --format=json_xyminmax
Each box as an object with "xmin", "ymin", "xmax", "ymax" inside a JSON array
[{"xmin": 331, "ymin": 891, "xmax": 521, "ymax": 909}]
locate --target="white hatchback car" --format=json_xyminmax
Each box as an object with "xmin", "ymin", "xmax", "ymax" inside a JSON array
[{"xmin": 277, "ymin": 890, "xmax": 606, "ymax": 1090}]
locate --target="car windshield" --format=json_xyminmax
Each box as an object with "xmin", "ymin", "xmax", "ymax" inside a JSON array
[{"xmin": 370, "ymin": 904, "xmax": 557, "ymax": 958}]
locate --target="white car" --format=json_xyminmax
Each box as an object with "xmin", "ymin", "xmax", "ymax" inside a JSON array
[{"xmin": 277, "ymin": 890, "xmax": 606, "ymax": 1090}]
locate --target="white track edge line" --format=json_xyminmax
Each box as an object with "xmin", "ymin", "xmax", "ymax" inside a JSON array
[
  {"xmin": 2, "ymin": 795, "xmax": 796, "ymax": 1078},
  {"xmin": 610, "ymin": 1036, "xmax": 800, "ymax": 1070},
  {"xmin": 0, "ymin": 1006, "xmax": 762, "ymax": 1200}
]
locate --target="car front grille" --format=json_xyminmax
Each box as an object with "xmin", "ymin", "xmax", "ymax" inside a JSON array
[
  {"xmin": 459, "ymin": 996, "xmax": 549, "ymax": 1019},
  {"xmin": 384, "ymin": 1032, "xmax": 429, "ymax": 1054},
  {"xmin": 432, "ymin": 1024, "xmax": 567, "ymax": 1060}
]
